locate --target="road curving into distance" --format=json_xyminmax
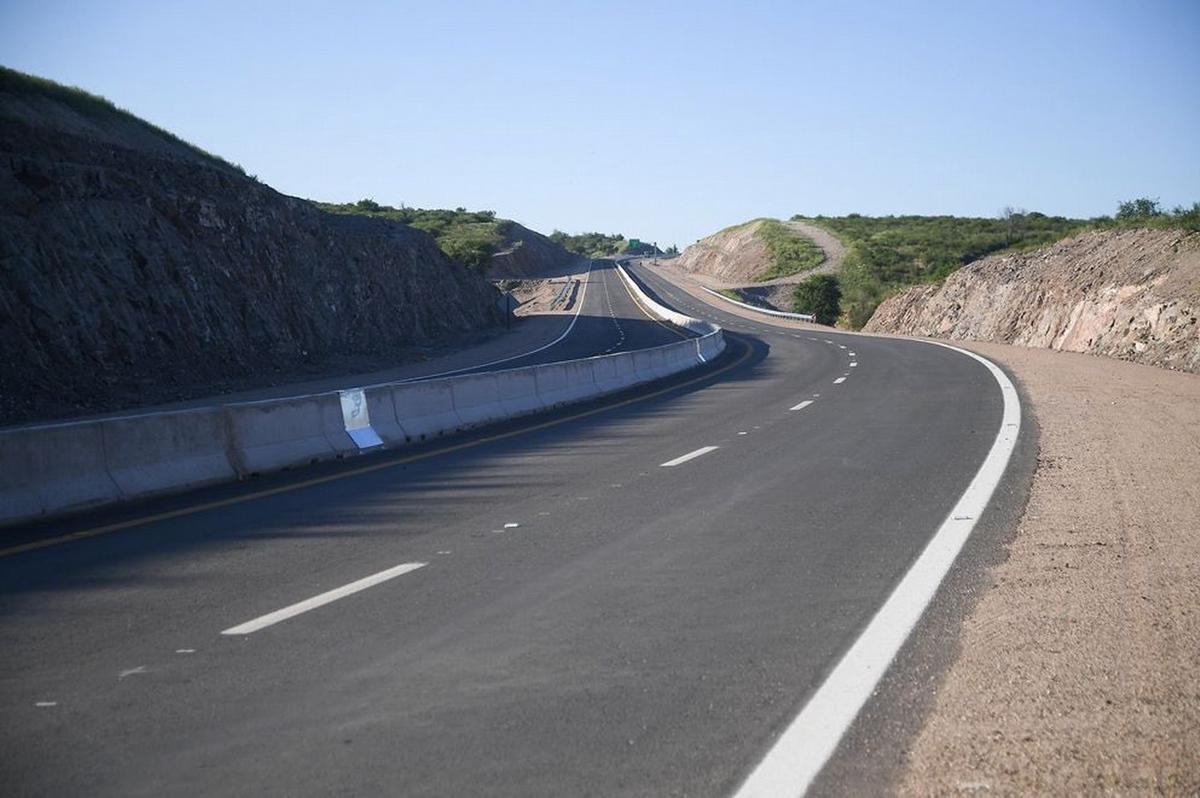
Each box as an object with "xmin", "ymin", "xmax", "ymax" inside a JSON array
[
  {"xmin": 397, "ymin": 258, "xmax": 696, "ymax": 382},
  {"xmin": 0, "ymin": 257, "xmax": 1025, "ymax": 796}
]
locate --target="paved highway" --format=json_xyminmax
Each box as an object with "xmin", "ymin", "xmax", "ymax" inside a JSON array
[
  {"xmin": 399, "ymin": 259, "xmax": 695, "ymax": 382},
  {"xmin": 0, "ymin": 260, "xmax": 1027, "ymax": 796}
]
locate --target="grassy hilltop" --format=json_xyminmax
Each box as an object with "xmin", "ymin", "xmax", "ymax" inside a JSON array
[{"xmin": 798, "ymin": 201, "xmax": 1200, "ymax": 327}]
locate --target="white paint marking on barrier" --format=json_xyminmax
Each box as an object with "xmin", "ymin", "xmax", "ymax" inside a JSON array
[
  {"xmin": 790, "ymin": 400, "xmax": 814, "ymax": 411},
  {"xmin": 659, "ymin": 446, "xmax": 719, "ymax": 468},
  {"xmin": 339, "ymin": 388, "xmax": 383, "ymax": 449},
  {"xmin": 833, "ymin": 377, "xmax": 847, "ymax": 384},
  {"xmin": 222, "ymin": 562, "xmax": 427, "ymax": 635},
  {"xmin": 733, "ymin": 343, "xmax": 1021, "ymax": 798}
]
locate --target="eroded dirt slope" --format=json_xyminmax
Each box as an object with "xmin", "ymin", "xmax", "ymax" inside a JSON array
[
  {"xmin": 674, "ymin": 219, "xmax": 775, "ymax": 283},
  {"xmin": 865, "ymin": 228, "xmax": 1200, "ymax": 373}
]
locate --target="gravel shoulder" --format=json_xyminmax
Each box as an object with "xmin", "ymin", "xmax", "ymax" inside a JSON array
[{"xmin": 899, "ymin": 342, "xmax": 1200, "ymax": 795}]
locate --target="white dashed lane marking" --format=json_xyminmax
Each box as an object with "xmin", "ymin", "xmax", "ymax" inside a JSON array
[
  {"xmin": 601, "ymin": 270, "xmax": 627, "ymax": 354},
  {"xmin": 790, "ymin": 400, "xmax": 814, "ymax": 411},
  {"xmin": 660, "ymin": 446, "xmax": 719, "ymax": 467},
  {"xmin": 222, "ymin": 562, "xmax": 428, "ymax": 635},
  {"xmin": 834, "ymin": 377, "xmax": 846, "ymax": 384}
]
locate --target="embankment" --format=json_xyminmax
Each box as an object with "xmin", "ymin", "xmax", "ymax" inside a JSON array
[
  {"xmin": 864, "ymin": 228, "xmax": 1200, "ymax": 373},
  {"xmin": 0, "ymin": 67, "xmax": 503, "ymax": 425}
]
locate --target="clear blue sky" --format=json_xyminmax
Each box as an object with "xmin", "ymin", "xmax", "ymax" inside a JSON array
[{"xmin": 2, "ymin": 0, "xmax": 1197, "ymax": 246}]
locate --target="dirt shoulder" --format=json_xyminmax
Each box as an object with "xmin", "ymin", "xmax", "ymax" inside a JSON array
[{"xmin": 899, "ymin": 342, "xmax": 1200, "ymax": 795}]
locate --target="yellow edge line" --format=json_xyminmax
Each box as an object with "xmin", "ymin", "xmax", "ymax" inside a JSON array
[{"xmin": 0, "ymin": 334, "xmax": 752, "ymax": 559}]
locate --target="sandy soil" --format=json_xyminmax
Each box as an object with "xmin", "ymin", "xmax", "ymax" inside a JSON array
[
  {"xmin": 899, "ymin": 342, "xmax": 1200, "ymax": 795},
  {"xmin": 502, "ymin": 277, "xmax": 580, "ymax": 317},
  {"xmin": 783, "ymin": 218, "xmax": 845, "ymax": 277}
]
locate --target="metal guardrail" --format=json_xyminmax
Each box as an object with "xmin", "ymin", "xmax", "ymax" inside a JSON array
[{"xmin": 697, "ymin": 284, "xmax": 816, "ymax": 322}]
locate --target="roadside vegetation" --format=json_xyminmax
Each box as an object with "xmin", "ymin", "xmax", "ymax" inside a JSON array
[
  {"xmin": 548, "ymin": 231, "xmax": 663, "ymax": 258},
  {"xmin": 753, "ymin": 219, "xmax": 825, "ymax": 281},
  {"xmin": 793, "ymin": 198, "xmax": 1199, "ymax": 328},
  {"xmin": 316, "ymin": 200, "xmax": 509, "ymax": 271},
  {"xmin": 0, "ymin": 65, "xmax": 250, "ymax": 176},
  {"xmin": 1099, "ymin": 198, "xmax": 1200, "ymax": 233},
  {"xmin": 548, "ymin": 231, "xmax": 625, "ymax": 257},
  {"xmin": 791, "ymin": 274, "xmax": 842, "ymax": 325}
]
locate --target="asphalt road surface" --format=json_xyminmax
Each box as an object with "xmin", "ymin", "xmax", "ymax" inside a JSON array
[
  {"xmin": 0, "ymin": 260, "xmax": 1024, "ymax": 796},
  {"xmin": 403, "ymin": 259, "xmax": 696, "ymax": 382}
]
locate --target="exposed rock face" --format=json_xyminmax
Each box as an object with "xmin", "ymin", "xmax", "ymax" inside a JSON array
[
  {"xmin": 488, "ymin": 221, "xmax": 577, "ymax": 278},
  {"xmin": 0, "ymin": 74, "xmax": 502, "ymax": 424},
  {"xmin": 675, "ymin": 220, "xmax": 773, "ymax": 284},
  {"xmin": 865, "ymin": 229, "xmax": 1200, "ymax": 373},
  {"xmin": 672, "ymin": 220, "xmax": 833, "ymax": 311}
]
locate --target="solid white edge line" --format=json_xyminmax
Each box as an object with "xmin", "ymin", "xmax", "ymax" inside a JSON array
[
  {"xmin": 733, "ymin": 342, "xmax": 1020, "ymax": 798},
  {"xmin": 789, "ymin": 400, "xmax": 814, "ymax": 411},
  {"xmin": 392, "ymin": 262, "xmax": 595, "ymax": 383},
  {"xmin": 659, "ymin": 445, "xmax": 719, "ymax": 468},
  {"xmin": 221, "ymin": 562, "xmax": 428, "ymax": 635}
]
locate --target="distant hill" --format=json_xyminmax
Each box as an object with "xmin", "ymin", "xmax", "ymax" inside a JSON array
[
  {"xmin": 316, "ymin": 201, "xmax": 578, "ymax": 278},
  {"xmin": 674, "ymin": 218, "xmax": 825, "ymax": 284},
  {"xmin": 0, "ymin": 66, "xmax": 503, "ymax": 424},
  {"xmin": 548, "ymin": 231, "xmax": 662, "ymax": 259}
]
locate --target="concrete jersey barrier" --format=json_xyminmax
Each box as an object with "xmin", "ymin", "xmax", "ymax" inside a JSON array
[{"xmin": 0, "ymin": 264, "xmax": 725, "ymax": 527}]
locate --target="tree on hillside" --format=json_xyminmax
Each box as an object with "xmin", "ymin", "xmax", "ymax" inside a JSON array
[
  {"xmin": 1116, "ymin": 197, "xmax": 1162, "ymax": 221},
  {"xmin": 792, "ymin": 274, "xmax": 841, "ymax": 325},
  {"xmin": 1000, "ymin": 206, "xmax": 1027, "ymax": 245}
]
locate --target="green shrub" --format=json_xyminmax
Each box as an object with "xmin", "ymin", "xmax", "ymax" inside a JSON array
[
  {"xmin": 792, "ymin": 274, "xmax": 842, "ymax": 325},
  {"xmin": 794, "ymin": 213, "xmax": 1088, "ymax": 326},
  {"xmin": 548, "ymin": 230, "xmax": 626, "ymax": 257},
  {"xmin": 315, "ymin": 201, "xmax": 507, "ymax": 272}
]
